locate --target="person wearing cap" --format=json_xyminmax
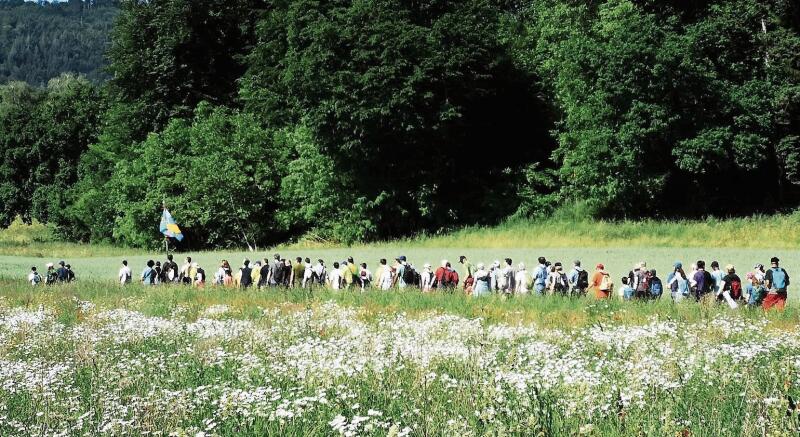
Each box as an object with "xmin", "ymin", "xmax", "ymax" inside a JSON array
[
  {"xmin": 55, "ymin": 260, "xmax": 69, "ymax": 282},
  {"xmin": 44, "ymin": 262, "xmax": 56, "ymax": 284},
  {"xmin": 393, "ymin": 256, "xmax": 408, "ymax": 289},
  {"xmin": 590, "ymin": 263, "xmax": 612, "ymax": 299},
  {"xmin": 119, "ymin": 260, "xmax": 132, "ymax": 285},
  {"xmin": 28, "ymin": 266, "xmax": 42, "ymax": 286},
  {"xmin": 459, "ymin": 256, "xmax": 474, "ymax": 290},
  {"xmin": 420, "ymin": 263, "xmax": 434, "ymax": 292},
  {"xmin": 764, "ymin": 257, "xmax": 790, "ymax": 310},
  {"xmin": 666, "ymin": 262, "xmax": 689, "ymax": 302},
  {"xmin": 717, "ymin": 264, "xmax": 743, "ymax": 303},
  {"xmin": 515, "ymin": 262, "xmax": 530, "ymax": 294},
  {"xmin": 473, "ymin": 263, "xmax": 491, "ymax": 297},
  {"xmin": 533, "ymin": 257, "xmax": 548, "ymax": 295},
  {"xmin": 568, "ymin": 260, "xmax": 588, "ymax": 297}
]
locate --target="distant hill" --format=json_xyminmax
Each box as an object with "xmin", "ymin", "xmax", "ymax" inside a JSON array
[{"xmin": 0, "ymin": 0, "xmax": 118, "ymax": 86}]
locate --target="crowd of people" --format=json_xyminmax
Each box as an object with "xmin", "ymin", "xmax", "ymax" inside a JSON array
[
  {"xmin": 26, "ymin": 261, "xmax": 75, "ymax": 285},
  {"xmin": 87, "ymin": 253, "xmax": 790, "ymax": 311}
]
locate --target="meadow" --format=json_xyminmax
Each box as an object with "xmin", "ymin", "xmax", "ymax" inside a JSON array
[{"xmin": 2, "ymin": 218, "xmax": 800, "ymax": 435}]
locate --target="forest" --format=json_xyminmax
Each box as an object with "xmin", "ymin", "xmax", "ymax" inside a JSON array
[
  {"xmin": 1, "ymin": 0, "xmax": 800, "ymax": 248},
  {"xmin": 0, "ymin": 0, "xmax": 118, "ymax": 85}
]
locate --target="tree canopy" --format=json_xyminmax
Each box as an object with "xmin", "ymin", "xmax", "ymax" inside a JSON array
[{"xmin": 2, "ymin": 0, "xmax": 800, "ymax": 248}]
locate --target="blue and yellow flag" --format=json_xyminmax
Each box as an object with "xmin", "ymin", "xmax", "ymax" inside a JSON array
[{"xmin": 160, "ymin": 208, "xmax": 184, "ymax": 241}]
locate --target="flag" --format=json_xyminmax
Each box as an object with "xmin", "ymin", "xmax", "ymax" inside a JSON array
[{"xmin": 160, "ymin": 208, "xmax": 184, "ymax": 241}]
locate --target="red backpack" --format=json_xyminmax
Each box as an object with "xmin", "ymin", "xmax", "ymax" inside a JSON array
[{"xmin": 730, "ymin": 279, "xmax": 743, "ymax": 300}]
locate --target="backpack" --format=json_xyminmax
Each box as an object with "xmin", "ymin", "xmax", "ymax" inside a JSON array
[
  {"xmin": 649, "ymin": 277, "xmax": 663, "ymax": 297},
  {"xmin": 730, "ymin": 278, "xmax": 743, "ymax": 300},
  {"xmin": 449, "ymin": 270, "xmax": 460, "ymax": 287},
  {"xmin": 635, "ymin": 270, "xmax": 648, "ymax": 292},
  {"xmin": 599, "ymin": 274, "xmax": 613, "ymax": 291},
  {"xmin": 402, "ymin": 265, "xmax": 416, "ymax": 285},
  {"xmin": 31, "ymin": 272, "xmax": 41, "ymax": 284},
  {"xmin": 703, "ymin": 271, "xmax": 713, "ymax": 293},
  {"xmin": 554, "ymin": 273, "xmax": 568, "ymax": 292},
  {"xmin": 576, "ymin": 270, "xmax": 589, "ymax": 289},
  {"xmin": 504, "ymin": 269, "xmax": 515, "ymax": 291},
  {"xmin": 771, "ymin": 268, "xmax": 788, "ymax": 290}
]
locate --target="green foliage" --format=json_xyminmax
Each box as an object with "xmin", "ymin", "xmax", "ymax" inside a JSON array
[
  {"xmin": 0, "ymin": 0, "xmax": 118, "ymax": 86},
  {"xmin": 0, "ymin": 75, "xmax": 103, "ymax": 228},
  {"xmin": 105, "ymin": 103, "xmax": 288, "ymax": 249}
]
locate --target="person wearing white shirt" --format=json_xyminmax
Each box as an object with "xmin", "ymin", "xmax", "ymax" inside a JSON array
[
  {"xmin": 515, "ymin": 263, "xmax": 530, "ymax": 294},
  {"xmin": 118, "ymin": 260, "xmax": 132, "ymax": 285},
  {"xmin": 328, "ymin": 262, "xmax": 343, "ymax": 290},
  {"xmin": 28, "ymin": 267, "xmax": 42, "ymax": 286},
  {"xmin": 302, "ymin": 257, "xmax": 314, "ymax": 288},
  {"xmin": 376, "ymin": 259, "xmax": 394, "ymax": 290},
  {"xmin": 420, "ymin": 263, "xmax": 434, "ymax": 292}
]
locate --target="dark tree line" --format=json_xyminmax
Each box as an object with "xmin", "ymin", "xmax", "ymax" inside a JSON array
[
  {"xmin": 1, "ymin": 0, "xmax": 800, "ymax": 248},
  {"xmin": 0, "ymin": 0, "xmax": 119, "ymax": 86}
]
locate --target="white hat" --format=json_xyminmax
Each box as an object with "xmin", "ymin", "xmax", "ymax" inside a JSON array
[
  {"xmin": 518, "ymin": 262, "xmax": 525, "ymax": 270},
  {"xmin": 477, "ymin": 262, "xmax": 485, "ymax": 270},
  {"xmin": 46, "ymin": 262, "xmax": 53, "ymax": 268},
  {"xmin": 423, "ymin": 263, "xmax": 431, "ymax": 269},
  {"xmin": 441, "ymin": 259, "xmax": 448, "ymax": 267},
  {"xmin": 493, "ymin": 260, "xmax": 500, "ymax": 267}
]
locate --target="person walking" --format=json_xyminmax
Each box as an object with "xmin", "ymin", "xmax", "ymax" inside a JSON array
[
  {"xmin": 193, "ymin": 263, "xmax": 206, "ymax": 288},
  {"xmin": 667, "ymin": 262, "xmax": 689, "ymax": 302},
  {"xmin": 359, "ymin": 263, "xmax": 372, "ymax": 291},
  {"xmin": 590, "ymin": 263, "xmax": 613, "ymax": 299},
  {"xmin": 179, "ymin": 257, "xmax": 193, "ymax": 285},
  {"xmin": 420, "ymin": 263, "xmax": 434, "ymax": 292},
  {"xmin": 162, "ymin": 254, "xmax": 178, "ymax": 283},
  {"xmin": 328, "ymin": 262, "xmax": 343, "ymax": 290},
  {"xmin": 568, "ymin": 260, "xmax": 589, "ymax": 297},
  {"xmin": 119, "ymin": 260, "xmax": 132, "ymax": 285},
  {"xmin": 473, "ymin": 263, "xmax": 491, "ymax": 297},
  {"xmin": 710, "ymin": 261, "xmax": 724, "ymax": 295},
  {"xmin": 240, "ymin": 259, "xmax": 253, "ymax": 288},
  {"xmin": 763, "ymin": 257, "xmax": 790, "ymax": 311},
  {"xmin": 515, "ymin": 263, "xmax": 530, "ymax": 294},
  {"xmin": 693, "ymin": 260, "xmax": 713, "ymax": 302},
  {"xmin": 312, "ymin": 259, "xmax": 327, "ymax": 286},
  {"xmin": 459, "ymin": 256, "xmax": 475, "ymax": 291},
  {"xmin": 28, "ymin": 266, "xmax": 42, "ymax": 286},
  {"xmin": 44, "ymin": 263, "xmax": 56, "ymax": 285},
  {"xmin": 376, "ymin": 259, "xmax": 394, "ymax": 290},
  {"xmin": 141, "ymin": 260, "xmax": 156, "ymax": 286},
  {"xmin": 533, "ymin": 257, "xmax": 548, "ymax": 295}
]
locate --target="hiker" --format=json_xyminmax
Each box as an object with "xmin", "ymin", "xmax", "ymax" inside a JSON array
[
  {"xmin": 64, "ymin": 264, "xmax": 76, "ymax": 282},
  {"xmin": 250, "ymin": 261, "xmax": 261, "ymax": 287},
  {"xmin": 119, "ymin": 261, "xmax": 132, "ymax": 285},
  {"xmin": 746, "ymin": 264, "xmax": 766, "ymax": 302},
  {"xmin": 151, "ymin": 262, "xmax": 160, "ymax": 285},
  {"xmin": 459, "ymin": 256, "xmax": 474, "ymax": 290},
  {"xmin": 548, "ymin": 263, "xmax": 569, "ymax": 295},
  {"xmin": 214, "ymin": 261, "xmax": 226, "ymax": 286},
  {"xmin": 434, "ymin": 260, "xmax": 449, "ymax": 290},
  {"xmin": 473, "ymin": 263, "xmax": 491, "ymax": 297},
  {"xmin": 568, "ymin": 260, "xmax": 589, "ymax": 297},
  {"xmin": 717, "ymin": 264, "xmax": 742, "ymax": 307},
  {"xmin": 590, "ymin": 263, "xmax": 613, "ymax": 299},
  {"xmin": 688, "ymin": 263, "xmax": 699, "ymax": 294},
  {"xmin": 693, "ymin": 260, "xmax": 713, "ymax": 301},
  {"xmin": 28, "ymin": 266, "xmax": 42, "ymax": 286},
  {"xmin": 359, "ymin": 263, "xmax": 372, "ymax": 290},
  {"xmin": 447, "ymin": 262, "xmax": 459, "ymax": 291},
  {"xmin": 162, "ymin": 254, "xmax": 179, "ymax": 283},
  {"xmin": 290, "ymin": 257, "xmax": 305, "ymax": 288},
  {"xmin": 256, "ymin": 259, "xmax": 269, "ymax": 288},
  {"xmin": 710, "ymin": 261, "xmax": 724, "ymax": 295},
  {"xmin": 515, "ymin": 263, "xmax": 530, "ymax": 294},
  {"xmin": 239, "ymin": 259, "xmax": 253, "ymax": 288},
  {"xmin": 267, "ymin": 254, "xmax": 282, "ymax": 286},
  {"xmin": 648, "ymin": 269, "xmax": 663, "ymax": 299},
  {"xmin": 667, "ymin": 262, "xmax": 690, "ymax": 302},
  {"xmin": 179, "ymin": 257, "xmax": 193, "ymax": 285},
  {"xmin": 763, "ymin": 257, "xmax": 790, "ymax": 311},
  {"xmin": 533, "ymin": 257, "xmax": 548, "ymax": 295},
  {"xmin": 300, "ymin": 258, "xmax": 313, "ymax": 288},
  {"xmin": 420, "ymin": 263, "xmax": 434, "ymax": 292},
  {"xmin": 621, "ymin": 276, "xmax": 634, "ymax": 300},
  {"xmin": 142, "ymin": 260, "xmax": 156, "ymax": 286},
  {"xmin": 328, "ymin": 262, "xmax": 343, "ymax": 290},
  {"xmin": 490, "ymin": 260, "xmax": 502, "ymax": 291},
  {"xmin": 376, "ymin": 259, "xmax": 394, "ymax": 290},
  {"xmin": 632, "ymin": 262, "xmax": 649, "ymax": 300},
  {"xmin": 56, "ymin": 261, "xmax": 69, "ymax": 282},
  {"xmin": 347, "ymin": 257, "xmax": 359, "ymax": 289},
  {"xmin": 746, "ymin": 272, "xmax": 766, "ymax": 307},
  {"xmin": 194, "ymin": 263, "xmax": 206, "ymax": 288},
  {"xmin": 393, "ymin": 256, "xmax": 408, "ymax": 289},
  {"xmin": 282, "ymin": 259, "xmax": 292, "ymax": 287},
  {"xmin": 312, "ymin": 259, "xmax": 327, "ymax": 285},
  {"xmin": 501, "ymin": 258, "xmax": 515, "ymax": 294},
  {"xmin": 44, "ymin": 263, "xmax": 56, "ymax": 284}
]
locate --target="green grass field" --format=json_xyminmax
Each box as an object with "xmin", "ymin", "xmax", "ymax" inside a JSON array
[{"xmin": 2, "ymin": 218, "xmax": 800, "ymax": 435}]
